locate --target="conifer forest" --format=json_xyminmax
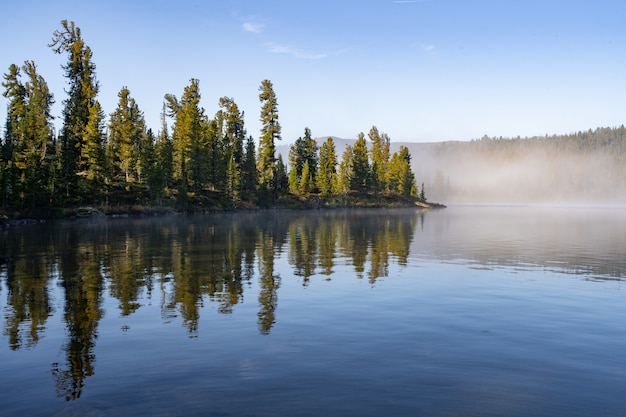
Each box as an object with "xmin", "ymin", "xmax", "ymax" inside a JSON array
[{"xmin": 1, "ymin": 20, "xmax": 424, "ymax": 217}]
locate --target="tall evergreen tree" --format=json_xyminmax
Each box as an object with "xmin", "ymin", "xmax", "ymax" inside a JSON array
[
  {"xmin": 241, "ymin": 135, "xmax": 258, "ymax": 200},
  {"xmin": 2, "ymin": 61, "xmax": 56, "ymax": 212},
  {"xmin": 80, "ymin": 100, "xmax": 106, "ymax": 200},
  {"xmin": 258, "ymin": 79, "xmax": 281, "ymax": 201},
  {"xmin": 288, "ymin": 127, "xmax": 318, "ymax": 194},
  {"xmin": 1, "ymin": 63, "xmax": 26, "ymax": 207},
  {"xmin": 388, "ymin": 146, "xmax": 416, "ymax": 197},
  {"xmin": 275, "ymin": 154, "xmax": 288, "ymax": 196},
  {"xmin": 351, "ymin": 132, "xmax": 370, "ymax": 192},
  {"xmin": 219, "ymin": 96, "xmax": 246, "ymax": 200},
  {"xmin": 226, "ymin": 153, "xmax": 241, "ymax": 206},
  {"xmin": 156, "ymin": 104, "xmax": 174, "ymax": 191},
  {"xmin": 165, "ymin": 79, "xmax": 208, "ymax": 196},
  {"xmin": 316, "ymin": 137, "xmax": 337, "ymax": 196},
  {"xmin": 337, "ymin": 144, "xmax": 354, "ymax": 195},
  {"xmin": 49, "ymin": 20, "xmax": 99, "ymax": 202},
  {"xmin": 368, "ymin": 126, "xmax": 390, "ymax": 193},
  {"xmin": 108, "ymin": 87, "xmax": 145, "ymax": 183},
  {"xmin": 204, "ymin": 118, "xmax": 223, "ymax": 190},
  {"xmin": 299, "ymin": 160, "xmax": 312, "ymax": 195}
]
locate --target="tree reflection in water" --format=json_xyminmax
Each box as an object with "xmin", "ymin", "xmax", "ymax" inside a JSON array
[{"xmin": 0, "ymin": 209, "xmax": 419, "ymax": 399}]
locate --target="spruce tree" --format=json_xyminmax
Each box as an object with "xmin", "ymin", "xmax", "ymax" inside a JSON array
[
  {"xmin": 337, "ymin": 144, "xmax": 354, "ymax": 195},
  {"xmin": 351, "ymin": 133, "xmax": 370, "ymax": 192},
  {"xmin": 49, "ymin": 20, "xmax": 99, "ymax": 203},
  {"xmin": 80, "ymin": 100, "xmax": 106, "ymax": 200},
  {"xmin": 368, "ymin": 126, "xmax": 390, "ymax": 193},
  {"xmin": 316, "ymin": 137, "xmax": 337, "ymax": 196},
  {"xmin": 1, "ymin": 64, "xmax": 25, "ymax": 207},
  {"xmin": 166, "ymin": 79, "xmax": 208, "ymax": 196},
  {"xmin": 258, "ymin": 79, "xmax": 281, "ymax": 201},
  {"xmin": 299, "ymin": 160, "xmax": 312, "ymax": 195},
  {"xmin": 388, "ymin": 146, "xmax": 416, "ymax": 197},
  {"xmin": 219, "ymin": 97, "xmax": 246, "ymax": 199},
  {"xmin": 2, "ymin": 62, "xmax": 56, "ymax": 212},
  {"xmin": 288, "ymin": 165, "xmax": 299, "ymax": 195},
  {"xmin": 108, "ymin": 87, "xmax": 145, "ymax": 183},
  {"xmin": 241, "ymin": 135, "xmax": 257, "ymax": 200},
  {"xmin": 156, "ymin": 104, "xmax": 174, "ymax": 192},
  {"xmin": 288, "ymin": 127, "xmax": 318, "ymax": 193}
]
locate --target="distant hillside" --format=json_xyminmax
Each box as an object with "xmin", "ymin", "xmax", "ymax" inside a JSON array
[{"xmin": 279, "ymin": 126, "xmax": 626, "ymax": 204}]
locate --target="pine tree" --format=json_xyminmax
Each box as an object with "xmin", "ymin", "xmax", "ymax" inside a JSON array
[
  {"xmin": 316, "ymin": 137, "xmax": 337, "ymax": 196},
  {"xmin": 258, "ymin": 79, "xmax": 281, "ymax": 201},
  {"xmin": 1, "ymin": 64, "xmax": 26, "ymax": 207},
  {"xmin": 288, "ymin": 165, "xmax": 299, "ymax": 195},
  {"xmin": 49, "ymin": 20, "xmax": 99, "ymax": 203},
  {"xmin": 166, "ymin": 79, "xmax": 208, "ymax": 196},
  {"xmin": 241, "ymin": 135, "xmax": 257, "ymax": 200},
  {"xmin": 299, "ymin": 160, "xmax": 312, "ymax": 195},
  {"xmin": 336, "ymin": 144, "xmax": 354, "ymax": 195},
  {"xmin": 351, "ymin": 132, "xmax": 370, "ymax": 192},
  {"xmin": 2, "ymin": 61, "xmax": 56, "ymax": 212},
  {"xmin": 226, "ymin": 153, "xmax": 241, "ymax": 206},
  {"xmin": 275, "ymin": 154, "xmax": 288, "ymax": 196},
  {"xmin": 80, "ymin": 100, "xmax": 106, "ymax": 200},
  {"xmin": 219, "ymin": 97, "xmax": 246, "ymax": 200},
  {"xmin": 369, "ymin": 126, "xmax": 390, "ymax": 193},
  {"xmin": 108, "ymin": 87, "xmax": 145, "ymax": 183},
  {"xmin": 205, "ymin": 118, "xmax": 222, "ymax": 190},
  {"xmin": 288, "ymin": 127, "xmax": 318, "ymax": 194},
  {"xmin": 156, "ymin": 104, "xmax": 174, "ymax": 192},
  {"xmin": 388, "ymin": 146, "xmax": 416, "ymax": 197}
]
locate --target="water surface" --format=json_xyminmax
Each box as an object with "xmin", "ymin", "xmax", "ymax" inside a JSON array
[{"xmin": 1, "ymin": 206, "xmax": 625, "ymax": 416}]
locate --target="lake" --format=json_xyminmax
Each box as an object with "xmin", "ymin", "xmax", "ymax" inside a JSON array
[{"xmin": 1, "ymin": 206, "xmax": 625, "ymax": 416}]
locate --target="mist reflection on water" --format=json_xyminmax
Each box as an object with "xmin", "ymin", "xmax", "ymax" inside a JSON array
[{"xmin": 412, "ymin": 205, "xmax": 626, "ymax": 280}]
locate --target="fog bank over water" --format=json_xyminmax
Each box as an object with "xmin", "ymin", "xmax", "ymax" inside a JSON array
[
  {"xmin": 407, "ymin": 139, "xmax": 626, "ymax": 205},
  {"xmin": 277, "ymin": 127, "xmax": 626, "ymax": 205}
]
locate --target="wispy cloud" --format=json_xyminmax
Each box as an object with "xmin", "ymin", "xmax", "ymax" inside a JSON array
[
  {"xmin": 265, "ymin": 42, "xmax": 328, "ymax": 60},
  {"xmin": 422, "ymin": 44, "xmax": 435, "ymax": 52},
  {"xmin": 242, "ymin": 22, "xmax": 265, "ymax": 34}
]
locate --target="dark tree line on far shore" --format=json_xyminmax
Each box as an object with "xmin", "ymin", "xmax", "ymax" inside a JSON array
[{"xmin": 1, "ymin": 20, "xmax": 423, "ymax": 216}]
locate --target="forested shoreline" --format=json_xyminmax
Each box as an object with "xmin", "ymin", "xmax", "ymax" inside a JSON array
[{"xmin": 1, "ymin": 20, "xmax": 429, "ymax": 219}]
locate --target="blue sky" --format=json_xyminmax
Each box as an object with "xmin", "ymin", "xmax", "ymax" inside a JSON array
[{"xmin": 2, "ymin": 0, "xmax": 626, "ymax": 143}]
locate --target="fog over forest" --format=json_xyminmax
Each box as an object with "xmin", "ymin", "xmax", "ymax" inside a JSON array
[{"xmin": 280, "ymin": 126, "xmax": 626, "ymax": 205}]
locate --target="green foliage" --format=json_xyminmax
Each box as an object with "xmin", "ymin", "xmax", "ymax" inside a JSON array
[
  {"xmin": 108, "ymin": 87, "xmax": 145, "ymax": 183},
  {"xmin": 258, "ymin": 79, "xmax": 281, "ymax": 199},
  {"xmin": 0, "ymin": 21, "xmax": 439, "ymax": 214},
  {"xmin": 49, "ymin": 20, "xmax": 99, "ymax": 203},
  {"xmin": 299, "ymin": 160, "xmax": 312, "ymax": 195},
  {"xmin": 336, "ymin": 144, "xmax": 354, "ymax": 195},
  {"xmin": 316, "ymin": 137, "xmax": 337, "ymax": 196},
  {"xmin": 241, "ymin": 136, "xmax": 258, "ymax": 200},
  {"xmin": 219, "ymin": 97, "xmax": 246, "ymax": 201},
  {"xmin": 350, "ymin": 133, "xmax": 370, "ymax": 192},
  {"xmin": 288, "ymin": 127, "xmax": 318, "ymax": 194},
  {"xmin": 388, "ymin": 146, "xmax": 416, "ymax": 197},
  {"xmin": 80, "ymin": 100, "xmax": 106, "ymax": 199},
  {"xmin": 2, "ymin": 61, "xmax": 56, "ymax": 212},
  {"xmin": 288, "ymin": 165, "xmax": 299, "ymax": 195},
  {"xmin": 166, "ymin": 79, "xmax": 209, "ymax": 194},
  {"xmin": 368, "ymin": 126, "xmax": 390, "ymax": 193}
]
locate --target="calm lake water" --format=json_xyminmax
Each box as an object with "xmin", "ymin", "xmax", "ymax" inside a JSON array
[{"xmin": 1, "ymin": 206, "xmax": 625, "ymax": 416}]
